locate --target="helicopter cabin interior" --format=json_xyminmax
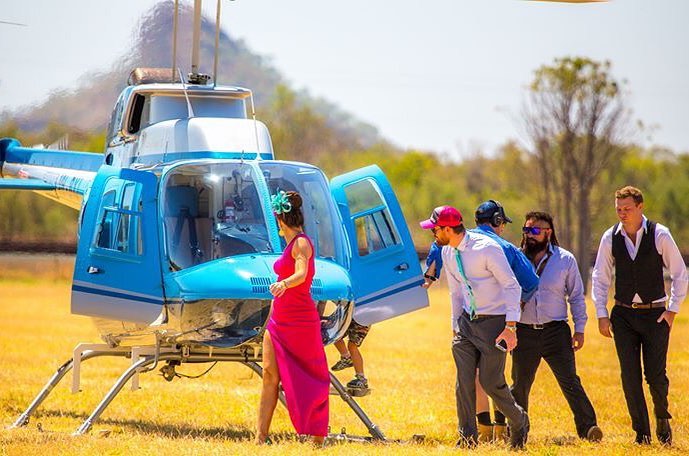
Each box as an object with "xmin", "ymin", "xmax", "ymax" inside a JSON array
[
  {"xmin": 162, "ymin": 162, "xmax": 270, "ymax": 271},
  {"xmin": 160, "ymin": 161, "xmax": 347, "ymax": 272}
]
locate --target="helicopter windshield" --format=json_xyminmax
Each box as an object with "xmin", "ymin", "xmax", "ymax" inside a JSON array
[
  {"xmin": 259, "ymin": 162, "xmax": 345, "ymax": 265},
  {"xmin": 162, "ymin": 163, "xmax": 271, "ymax": 271},
  {"xmin": 146, "ymin": 94, "xmax": 246, "ymax": 127}
]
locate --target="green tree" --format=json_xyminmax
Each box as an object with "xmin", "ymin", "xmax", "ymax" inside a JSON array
[{"xmin": 523, "ymin": 57, "xmax": 631, "ymax": 288}]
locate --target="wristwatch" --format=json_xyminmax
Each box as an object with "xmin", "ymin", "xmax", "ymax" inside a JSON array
[
  {"xmin": 424, "ymin": 273, "xmax": 437, "ymax": 282},
  {"xmin": 505, "ymin": 324, "xmax": 517, "ymax": 333}
]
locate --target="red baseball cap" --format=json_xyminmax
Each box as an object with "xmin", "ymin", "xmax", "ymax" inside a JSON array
[{"xmin": 420, "ymin": 205, "xmax": 463, "ymax": 229}]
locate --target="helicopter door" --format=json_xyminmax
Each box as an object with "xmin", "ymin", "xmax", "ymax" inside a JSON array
[
  {"xmin": 72, "ymin": 166, "xmax": 165, "ymax": 323},
  {"xmin": 330, "ymin": 165, "xmax": 428, "ymax": 325}
]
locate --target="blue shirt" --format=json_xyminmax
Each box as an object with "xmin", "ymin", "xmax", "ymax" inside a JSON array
[
  {"xmin": 426, "ymin": 224, "xmax": 539, "ymax": 301},
  {"xmin": 522, "ymin": 244, "xmax": 587, "ymax": 333}
]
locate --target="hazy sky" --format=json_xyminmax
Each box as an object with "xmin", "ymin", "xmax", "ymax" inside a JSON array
[{"xmin": 1, "ymin": 0, "xmax": 687, "ymax": 157}]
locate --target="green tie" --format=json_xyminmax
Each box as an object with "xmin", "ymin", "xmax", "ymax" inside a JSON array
[{"xmin": 454, "ymin": 248, "xmax": 477, "ymax": 320}]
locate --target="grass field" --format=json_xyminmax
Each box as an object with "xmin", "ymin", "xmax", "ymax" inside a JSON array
[{"xmin": 1, "ymin": 257, "xmax": 688, "ymax": 455}]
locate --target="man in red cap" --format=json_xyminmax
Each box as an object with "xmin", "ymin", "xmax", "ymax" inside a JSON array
[{"xmin": 420, "ymin": 205, "xmax": 529, "ymax": 449}]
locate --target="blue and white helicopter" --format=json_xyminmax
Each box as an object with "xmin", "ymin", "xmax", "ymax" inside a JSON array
[{"xmin": 1, "ymin": 0, "xmax": 428, "ymax": 440}]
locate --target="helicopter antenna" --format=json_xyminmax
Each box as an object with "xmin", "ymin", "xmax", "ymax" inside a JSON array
[
  {"xmin": 191, "ymin": 0, "xmax": 202, "ymax": 76},
  {"xmin": 213, "ymin": 0, "xmax": 221, "ymax": 87},
  {"xmin": 171, "ymin": 0, "xmax": 179, "ymax": 83},
  {"xmin": 187, "ymin": 0, "xmax": 211, "ymax": 84},
  {"xmin": 178, "ymin": 69, "xmax": 196, "ymax": 118},
  {"xmin": 249, "ymin": 92, "xmax": 261, "ymax": 160}
]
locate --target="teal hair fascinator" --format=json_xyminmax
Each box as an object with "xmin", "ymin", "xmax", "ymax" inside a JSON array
[{"xmin": 270, "ymin": 190, "xmax": 292, "ymax": 214}]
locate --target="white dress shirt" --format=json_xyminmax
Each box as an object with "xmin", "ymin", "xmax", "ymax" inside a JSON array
[
  {"xmin": 521, "ymin": 244, "xmax": 588, "ymax": 333},
  {"xmin": 442, "ymin": 230, "xmax": 521, "ymax": 332},
  {"xmin": 591, "ymin": 216, "xmax": 688, "ymax": 318}
]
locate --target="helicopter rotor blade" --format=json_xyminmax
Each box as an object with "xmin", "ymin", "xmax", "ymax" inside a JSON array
[{"xmin": 0, "ymin": 20, "xmax": 27, "ymax": 27}]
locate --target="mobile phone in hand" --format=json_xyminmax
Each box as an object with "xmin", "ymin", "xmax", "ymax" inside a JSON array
[{"xmin": 495, "ymin": 339, "xmax": 508, "ymax": 352}]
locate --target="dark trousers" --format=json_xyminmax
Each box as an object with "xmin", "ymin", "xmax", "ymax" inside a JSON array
[
  {"xmin": 452, "ymin": 312, "xmax": 526, "ymax": 440},
  {"xmin": 610, "ymin": 305, "xmax": 671, "ymax": 436},
  {"xmin": 510, "ymin": 321, "xmax": 597, "ymax": 438}
]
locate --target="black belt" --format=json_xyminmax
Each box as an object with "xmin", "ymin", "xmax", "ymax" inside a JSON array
[
  {"xmin": 517, "ymin": 320, "xmax": 565, "ymax": 330},
  {"xmin": 614, "ymin": 300, "xmax": 666, "ymax": 310}
]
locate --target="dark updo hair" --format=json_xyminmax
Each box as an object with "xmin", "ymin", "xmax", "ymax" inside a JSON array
[{"xmin": 277, "ymin": 191, "xmax": 304, "ymax": 229}]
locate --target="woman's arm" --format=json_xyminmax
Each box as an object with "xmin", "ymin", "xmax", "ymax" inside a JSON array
[{"xmin": 269, "ymin": 237, "xmax": 313, "ymax": 297}]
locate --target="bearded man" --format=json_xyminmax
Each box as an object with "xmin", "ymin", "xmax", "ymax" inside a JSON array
[{"xmin": 512, "ymin": 211, "xmax": 603, "ymax": 442}]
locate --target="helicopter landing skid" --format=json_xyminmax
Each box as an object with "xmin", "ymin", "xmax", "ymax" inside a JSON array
[{"xmin": 9, "ymin": 343, "xmax": 387, "ymax": 441}]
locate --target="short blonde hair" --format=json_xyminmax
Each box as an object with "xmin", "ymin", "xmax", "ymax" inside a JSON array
[{"xmin": 615, "ymin": 186, "xmax": 643, "ymax": 205}]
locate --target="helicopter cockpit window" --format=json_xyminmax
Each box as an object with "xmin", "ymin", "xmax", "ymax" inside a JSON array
[
  {"xmin": 343, "ymin": 179, "xmax": 400, "ymax": 257},
  {"xmin": 163, "ymin": 163, "xmax": 271, "ymax": 271},
  {"xmin": 259, "ymin": 163, "xmax": 345, "ymax": 265},
  {"xmin": 127, "ymin": 93, "xmax": 149, "ymax": 134},
  {"xmin": 106, "ymin": 92, "xmax": 126, "ymax": 145},
  {"xmin": 146, "ymin": 94, "xmax": 246, "ymax": 128},
  {"xmin": 94, "ymin": 178, "xmax": 144, "ymax": 256}
]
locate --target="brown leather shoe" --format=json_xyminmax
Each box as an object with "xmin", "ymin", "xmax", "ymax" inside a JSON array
[
  {"xmin": 477, "ymin": 423, "xmax": 494, "ymax": 443},
  {"xmin": 493, "ymin": 423, "xmax": 508, "ymax": 442}
]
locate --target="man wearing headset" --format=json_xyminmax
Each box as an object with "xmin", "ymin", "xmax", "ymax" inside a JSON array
[{"xmin": 424, "ymin": 200, "xmax": 538, "ymax": 442}]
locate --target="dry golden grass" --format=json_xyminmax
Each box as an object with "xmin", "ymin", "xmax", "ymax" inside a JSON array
[{"xmin": 1, "ymin": 258, "xmax": 688, "ymax": 455}]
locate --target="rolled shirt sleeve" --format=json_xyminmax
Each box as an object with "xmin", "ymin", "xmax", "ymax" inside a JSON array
[{"xmin": 426, "ymin": 241, "xmax": 443, "ymax": 279}]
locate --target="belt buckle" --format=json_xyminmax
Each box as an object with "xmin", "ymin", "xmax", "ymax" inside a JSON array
[
  {"xmin": 533, "ymin": 324, "xmax": 544, "ymax": 330},
  {"xmin": 631, "ymin": 303, "xmax": 640, "ymax": 309}
]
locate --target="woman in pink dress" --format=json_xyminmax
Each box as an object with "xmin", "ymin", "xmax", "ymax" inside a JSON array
[{"xmin": 256, "ymin": 190, "xmax": 330, "ymax": 445}]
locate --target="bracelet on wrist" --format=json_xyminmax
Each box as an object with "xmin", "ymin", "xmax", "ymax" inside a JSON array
[
  {"xmin": 505, "ymin": 324, "xmax": 517, "ymax": 333},
  {"xmin": 424, "ymin": 273, "xmax": 437, "ymax": 282}
]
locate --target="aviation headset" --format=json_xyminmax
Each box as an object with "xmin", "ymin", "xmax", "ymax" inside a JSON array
[{"xmin": 477, "ymin": 199, "xmax": 507, "ymax": 227}]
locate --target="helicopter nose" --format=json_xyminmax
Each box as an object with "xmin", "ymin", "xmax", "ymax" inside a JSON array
[{"xmin": 166, "ymin": 255, "xmax": 278, "ymax": 300}]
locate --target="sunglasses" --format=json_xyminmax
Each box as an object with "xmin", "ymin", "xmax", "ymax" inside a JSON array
[{"xmin": 522, "ymin": 226, "xmax": 550, "ymax": 235}]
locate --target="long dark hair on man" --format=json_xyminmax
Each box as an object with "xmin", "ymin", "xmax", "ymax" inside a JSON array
[{"xmin": 520, "ymin": 211, "xmax": 559, "ymax": 249}]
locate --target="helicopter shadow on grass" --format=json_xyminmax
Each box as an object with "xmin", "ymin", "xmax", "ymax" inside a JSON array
[{"xmin": 10, "ymin": 407, "xmax": 298, "ymax": 442}]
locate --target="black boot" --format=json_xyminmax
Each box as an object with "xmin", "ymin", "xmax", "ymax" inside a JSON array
[
  {"xmin": 635, "ymin": 433, "xmax": 651, "ymax": 445},
  {"xmin": 656, "ymin": 418, "xmax": 672, "ymax": 446},
  {"xmin": 510, "ymin": 412, "xmax": 529, "ymax": 449}
]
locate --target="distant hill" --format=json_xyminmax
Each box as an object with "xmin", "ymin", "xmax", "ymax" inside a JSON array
[{"xmin": 2, "ymin": 0, "xmax": 379, "ymax": 148}]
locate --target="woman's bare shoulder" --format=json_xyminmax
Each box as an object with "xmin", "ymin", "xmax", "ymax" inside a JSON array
[{"xmin": 292, "ymin": 235, "xmax": 313, "ymax": 258}]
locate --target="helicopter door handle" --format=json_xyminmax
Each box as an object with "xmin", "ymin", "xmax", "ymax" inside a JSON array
[
  {"xmin": 87, "ymin": 266, "xmax": 103, "ymax": 274},
  {"xmin": 394, "ymin": 262, "xmax": 409, "ymax": 271}
]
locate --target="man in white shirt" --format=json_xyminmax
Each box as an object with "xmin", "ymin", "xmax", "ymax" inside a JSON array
[
  {"xmin": 420, "ymin": 205, "xmax": 529, "ymax": 448},
  {"xmin": 591, "ymin": 186, "xmax": 688, "ymax": 445}
]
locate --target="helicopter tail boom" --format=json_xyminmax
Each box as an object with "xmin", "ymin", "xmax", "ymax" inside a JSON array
[{"xmin": 0, "ymin": 138, "xmax": 101, "ymax": 209}]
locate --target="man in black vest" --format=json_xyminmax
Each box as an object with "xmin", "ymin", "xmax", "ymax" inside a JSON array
[{"xmin": 591, "ymin": 186, "xmax": 688, "ymax": 445}]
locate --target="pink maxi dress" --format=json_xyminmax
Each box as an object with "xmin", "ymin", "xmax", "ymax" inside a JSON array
[{"xmin": 267, "ymin": 233, "xmax": 329, "ymax": 436}]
